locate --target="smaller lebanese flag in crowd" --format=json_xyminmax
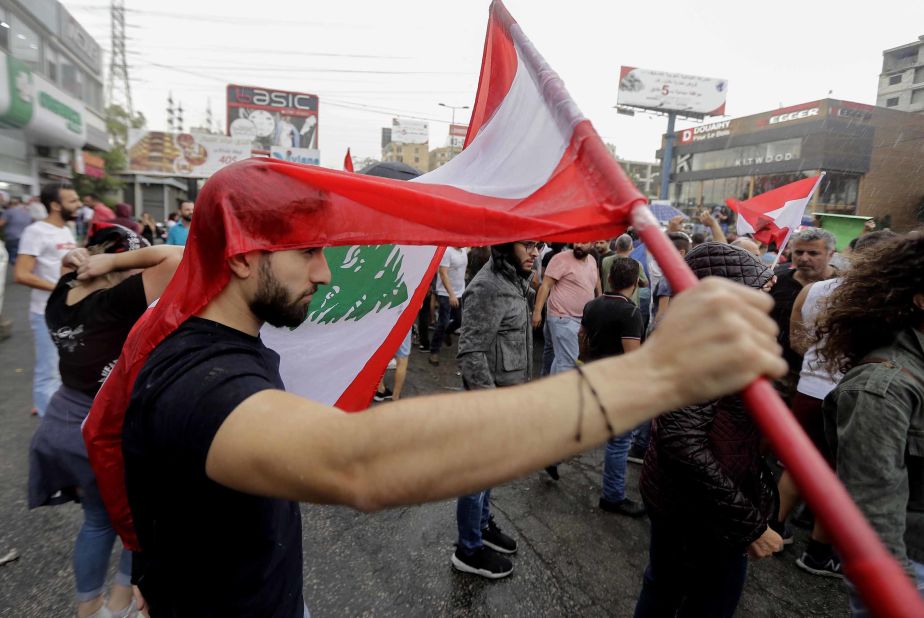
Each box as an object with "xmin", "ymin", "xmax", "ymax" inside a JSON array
[
  {"xmin": 344, "ymin": 148, "xmax": 354, "ymax": 172},
  {"xmin": 726, "ymin": 174, "xmax": 824, "ymax": 251}
]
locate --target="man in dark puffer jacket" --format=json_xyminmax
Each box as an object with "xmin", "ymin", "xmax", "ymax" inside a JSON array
[{"xmin": 634, "ymin": 242, "xmax": 783, "ymax": 618}]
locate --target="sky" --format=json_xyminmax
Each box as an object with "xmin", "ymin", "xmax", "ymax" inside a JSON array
[{"xmin": 68, "ymin": 0, "xmax": 924, "ymax": 169}]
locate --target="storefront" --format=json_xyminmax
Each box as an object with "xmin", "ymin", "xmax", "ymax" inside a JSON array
[
  {"xmin": 0, "ymin": 1, "xmax": 107, "ymax": 198},
  {"xmin": 664, "ymin": 99, "xmax": 924, "ymax": 231}
]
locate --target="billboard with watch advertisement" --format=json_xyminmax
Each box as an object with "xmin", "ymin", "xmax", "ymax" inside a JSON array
[{"xmin": 227, "ymin": 84, "xmax": 319, "ymax": 154}]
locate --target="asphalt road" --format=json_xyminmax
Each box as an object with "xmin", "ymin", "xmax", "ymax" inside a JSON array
[{"xmin": 0, "ymin": 272, "xmax": 847, "ymax": 617}]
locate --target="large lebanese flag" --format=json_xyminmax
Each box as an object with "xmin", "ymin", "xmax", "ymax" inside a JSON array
[
  {"xmin": 83, "ymin": 0, "xmax": 646, "ymax": 549},
  {"xmin": 726, "ymin": 174, "xmax": 823, "ymax": 251}
]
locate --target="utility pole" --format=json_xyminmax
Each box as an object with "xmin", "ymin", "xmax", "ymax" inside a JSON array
[
  {"xmin": 439, "ymin": 102, "xmax": 469, "ymax": 157},
  {"xmin": 166, "ymin": 92, "xmax": 175, "ymax": 131},
  {"xmin": 659, "ymin": 111, "xmax": 676, "ymax": 200},
  {"xmin": 107, "ymin": 0, "xmax": 133, "ymax": 116}
]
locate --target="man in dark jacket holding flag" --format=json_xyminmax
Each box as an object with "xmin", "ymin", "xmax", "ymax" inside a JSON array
[{"xmin": 452, "ymin": 240, "xmax": 539, "ymax": 578}]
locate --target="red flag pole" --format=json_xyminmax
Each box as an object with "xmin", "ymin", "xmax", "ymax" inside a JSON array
[{"xmin": 631, "ymin": 203, "xmax": 924, "ymax": 616}]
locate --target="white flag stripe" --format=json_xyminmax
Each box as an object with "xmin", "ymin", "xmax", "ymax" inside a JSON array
[{"xmin": 416, "ymin": 43, "xmax": 568, "ymax": 199}]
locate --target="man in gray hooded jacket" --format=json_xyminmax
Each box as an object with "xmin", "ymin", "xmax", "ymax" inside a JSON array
[{"xmin": 451, "ymin": 240, "xmax": 540, "ymax": 579}]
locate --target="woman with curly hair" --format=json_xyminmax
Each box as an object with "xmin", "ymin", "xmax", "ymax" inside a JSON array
[{"xmin": 819, "ymin": 231, "xmax": 924, "ymax": 616}]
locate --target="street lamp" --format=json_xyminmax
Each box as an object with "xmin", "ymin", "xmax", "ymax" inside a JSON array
[{"xmin": 439, "ymin": 102, "xmax": 470, "ymax": 156}]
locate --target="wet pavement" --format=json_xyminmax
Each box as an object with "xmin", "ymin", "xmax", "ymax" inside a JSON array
[{"xmin": 0, "ymin": 276, "xmax": 847, "ymax": 616}]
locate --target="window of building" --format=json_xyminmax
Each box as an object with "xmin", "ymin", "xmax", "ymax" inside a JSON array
[
  {"xmin": 0, "ymin": 9, "xmax": 9, "ymax": 52},
  {"xmin": 911, "ymin": 89, "xmax": 924, "ymax": 105},
  {"xmin": 45, "ymin": 47, "xmax": 58, "ymax": 83},
  {"xmin": 60, "ymin": 55, "xmax": 83, "ymax": 100},
  {"xmin": 886, "ymin": 97, "xmax": 900, "ymax": 107},
  {"xmin": 817, "ymin": 173, "xmax": 859, "ymax": 208},
  {"xmin": 889, "ymin": 74, "xmax": 903, "ymax": 85},
  {"xmin": 85, "ymin": 78, "xmax": 104, "ymax": 111},
  {"xmin": 690, "ymin": 138, "xmax": 802, "ymax": 172},
  {"xmin": 915, "ymin": 67, "xmax": 924, "ymax": 84},
  {"xmin": 10, "ymin": 15, "xmax": 42, "ymax": 73}
]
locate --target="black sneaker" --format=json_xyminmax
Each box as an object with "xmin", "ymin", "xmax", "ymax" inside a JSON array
[
  {"xmin": 544, "ymin": 465, "xmax": 560, "ymax": 481},
  {"xmin": 481, "ymin": 516, "xmax": 517, "ymax": 554},
  {"xmin": 373, "ymin": 387, "xmax": 393, "ymax": 402},
  {"xmin": 599, "ymin": 497, "xmax": 647, "ymax": 517},
  {"xmin": 795, "ymin": 551, "xmax": 842, "ymax": 578},
  {"xmin": 626, "ymin": 445, "xmax": 646, "ymax": 464},
  {"xmin": 451, "ymin": 546, "xmax": 513, "ymax": 579}
]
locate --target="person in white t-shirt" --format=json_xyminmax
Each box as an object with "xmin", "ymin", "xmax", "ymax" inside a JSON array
[
  {"xmin": 14, "ymin": 184, "xmax": 79, "ymax": 416},
  {"xmin": 429, "ymin": 246, "xmax": 468, "ymax": 365}
]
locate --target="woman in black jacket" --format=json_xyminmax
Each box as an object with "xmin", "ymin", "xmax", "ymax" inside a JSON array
[{"xmin": 634, "ymin": 242, "xmax": 781, "ymax": 618}]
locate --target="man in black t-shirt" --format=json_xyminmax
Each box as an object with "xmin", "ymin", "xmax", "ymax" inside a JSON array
[
  {"xmin": 121, "ymin": 244, "xmax": 788, "ymax": 617},
  {"xmin": 580, "ymin": 257, "xmax": 646, "ymax": 517}
]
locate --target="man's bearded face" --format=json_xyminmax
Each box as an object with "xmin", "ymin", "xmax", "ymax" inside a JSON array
[
  {"xmin": 250, "ymin": 256, "xmax": 317, "ymax": 328},
  {"xmin": 572, "ymin": 242, "xmax": 593, "ymax": 260}
]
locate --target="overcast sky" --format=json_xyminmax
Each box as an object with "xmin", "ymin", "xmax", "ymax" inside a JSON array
[{"xmin": 69, "ymin": 0, "xmax": 924, "ymax": 169}]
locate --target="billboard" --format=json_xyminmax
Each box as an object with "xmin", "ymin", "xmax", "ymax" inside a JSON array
[
  {"xmin": 391, "ymin": 118, "xmax": 428, "ymax": 144},
  {"xmin": 270, "ymin": 146, "xmax": 320, "ymax": 166},
  {"xmin": 448, "ymin": 123, "xmax": 468, "ymax": 148},
  {"xmin": 227, "ymin": 84, "xmax": 319, "ymax": 154},
  {"xmin": 126, "ymin": 130, "xmax": 252, "ymax": 177},
  {"xmin": 618, "ymin": 67, "xmax": 727, "ymax": 116}
]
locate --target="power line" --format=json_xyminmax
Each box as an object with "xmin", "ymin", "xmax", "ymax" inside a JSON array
[{"xmin": 69, "ymin": 5, "xmax": 373, "ymax": 29}]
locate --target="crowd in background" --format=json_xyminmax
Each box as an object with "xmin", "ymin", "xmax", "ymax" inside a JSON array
[{"xmin": 1, "ymin": 185, "xmax": 922, "ymax": 617}]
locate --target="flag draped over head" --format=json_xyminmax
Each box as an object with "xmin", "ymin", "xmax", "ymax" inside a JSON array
[
  {"xmin": 83, "ymin": 0, "xmax": 646, "ymax": 550},
  {"xmin": 343, "ymin": 148, "xmax": 354, "ymax": 172},
  {"xmin": 726, "ymin": 174, "xmax": 824, "ymax": 251}
]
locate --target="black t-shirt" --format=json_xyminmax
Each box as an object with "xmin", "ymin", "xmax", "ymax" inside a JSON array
[
  {"xmin": 45, "ymin": 272, "xmax": 148, "ymax": 396},
  {"xmin": 123, "ymin": 317, "xmax": 303, "ymax": 618},
  {"xmin": 769, "ymin": 267, "xmax": 805, "ymax": 371},
  {"xmin": 580, "ymin": 294, "xmax": 643, "ymax": 362}
]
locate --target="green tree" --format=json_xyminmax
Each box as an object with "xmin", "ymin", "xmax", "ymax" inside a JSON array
[
  {"xmin": 71, "ymin": 105, "xmax": 146, "ymax": 202},
  {"xmin": 303, "ymin": 245, "xmax": 409, "ymax": 326}
]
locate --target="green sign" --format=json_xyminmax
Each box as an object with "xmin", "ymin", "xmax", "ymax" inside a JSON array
[
  {"xmin": 813, "ymin": 213, "xmax": 872, "ymax": 251},
  {"xmin": 305, "ymin": 245, "xmax": 410, "ymax": 326},
  {"xmin": 0, "ymin": 55, "xmax": 34, "ymax": 128},
  {"xmin": 38, "ymin": 91, "xmax": 82, "ymax": 134}
]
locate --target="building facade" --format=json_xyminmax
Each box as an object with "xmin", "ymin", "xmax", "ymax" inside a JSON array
[
  {"xmin": 617, "ymin": 158, "xmax": 660, "ymax": 200},
  {"xmin": 0, "ymin": 0, "xmax": 108, "ymax": 197},
  {"xmin": 877, "ymin": 35, "xmax": 924, "ymax": 114},
  {"xmin": 663, "ymin": 99, "xmax": 924, "ymax": 231},
  {"xmin": 382, "ymin": 140, "xmax": 429, "ymax": 172}
]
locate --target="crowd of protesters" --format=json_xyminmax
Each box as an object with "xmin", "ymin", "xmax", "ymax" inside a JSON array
[{"xmin": 2, "ymin": 183, "xmax": 922, "ymax": 617}]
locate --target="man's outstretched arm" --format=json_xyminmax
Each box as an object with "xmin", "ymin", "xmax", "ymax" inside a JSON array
[{"xmin": 206, "ymin": 278, "xmax": 786, "ymax": 512}]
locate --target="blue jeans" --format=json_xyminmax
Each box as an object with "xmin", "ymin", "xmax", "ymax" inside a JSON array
[
  {"xmin": 75, "ymin": 486, "xmax": 132, "ymax": 602},
  {"xmin": 602, "ymin": 431, "xmax": 633, "ymax": 503},
  {"xmin": 547, "ymin": 315, "xmax": 581, "ymax": 374},
  {"xmin": 5, "ymin": 238, "xmax": 19, "ymax": 265},
  {"xmin": 30, "ymin": 311, "xmax": 60, "ymax": 417},
  {"xmin": 634, "ymin": 513, "xmax": 748, "ymax": 618},
  {"xmin": 847, "ymin": 560, "xmax": 924, "ymax": 616},
  {"xmin": 430, "ymin": 295, "xmax": 461, "ymax": 355},
  {"xmin": 632, "ymin": 421, "xmax": 652, "ymax": 452},
  {"xmin": 456, "ymin": 489, "xmax": 492, "ymax": 554}
]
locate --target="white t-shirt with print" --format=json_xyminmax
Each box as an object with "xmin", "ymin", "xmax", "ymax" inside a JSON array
[
  {"xmin": 18, "ymin": 221, "xmax": 77, "ymax": 315},
  {"xmin": 436, "ymin": 247, "xmax": 468, "ymax": 298}
]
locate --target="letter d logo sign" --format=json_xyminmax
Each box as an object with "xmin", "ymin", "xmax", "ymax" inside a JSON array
[{"xmin": 682, "ymin": 129, "xmax": 692, "ymax": 143}]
